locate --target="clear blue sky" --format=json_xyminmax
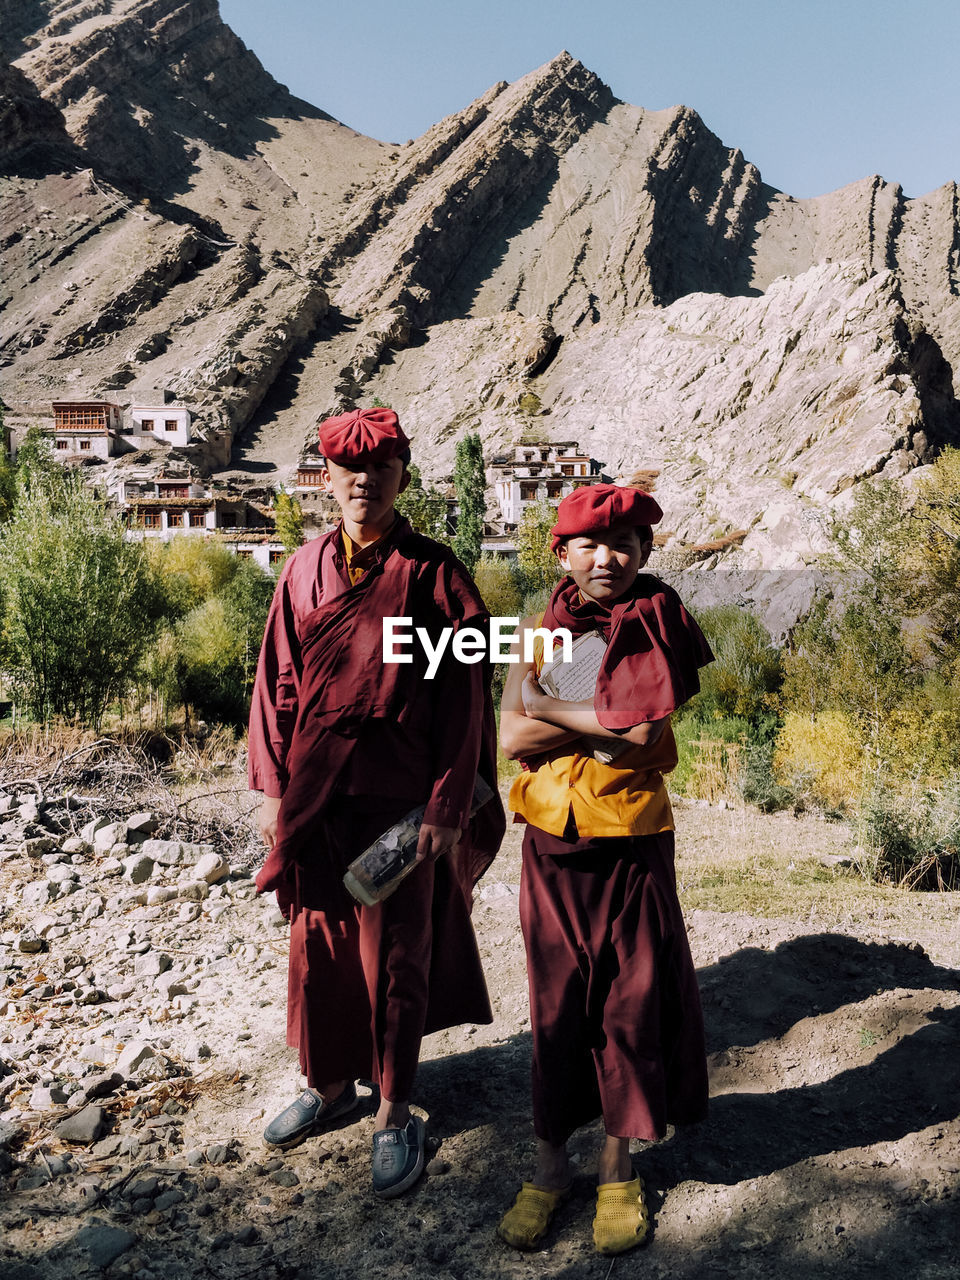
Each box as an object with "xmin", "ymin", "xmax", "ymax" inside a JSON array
[{"xmin": 219, "ymin": 0, "xmax": 959, "ymax": 200}]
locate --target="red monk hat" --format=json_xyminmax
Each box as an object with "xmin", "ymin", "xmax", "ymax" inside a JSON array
[
  {"xmin": 318, "ymin": 407, "xmax": 410, "ymax": 465},
  {"xmin": 550, "ymin": 483, "xmax": 663, "ymax": 552}
]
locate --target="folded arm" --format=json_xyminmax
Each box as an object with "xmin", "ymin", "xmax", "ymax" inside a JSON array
[
  {"xmin": 520, "ymin": 670, "xmax": 667, "ymax": 746},
  {"xmin": 499, "ymin": 615, "xmax": 581, "ymax": 760}
]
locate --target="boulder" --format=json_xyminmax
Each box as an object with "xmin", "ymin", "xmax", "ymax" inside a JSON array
[
  {"xmin": 122, "ymin": 853, "xmax": 154, "ymax": 884},
  {"xmin": 116, "ymin": 1042, "xmax": 155, "ymax": 1074},
  {"xmin": 55, "ymin": 1104, "xmax": 107, "ymax": 1144},
  {"xmin": 193, "ymin": 851, "xmax": 230, "ymax": 884}
]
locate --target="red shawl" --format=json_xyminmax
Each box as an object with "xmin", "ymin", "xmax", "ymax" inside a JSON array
[{"xmin": 542, "ymin": 573, "xmax": 714, "ymax": 730}]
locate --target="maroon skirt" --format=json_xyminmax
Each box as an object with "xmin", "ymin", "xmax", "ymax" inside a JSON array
[
  {"xmin": 520, "ymin": 824, "xmax": 708, "ymax": 1144},
  {"xmin": 286, "ymin": 797, "xmax": 492, "ymax": 1100}
]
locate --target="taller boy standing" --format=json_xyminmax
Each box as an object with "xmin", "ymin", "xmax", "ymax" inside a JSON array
[
  {"xmin": 498, "ymin": 484, "xmax": 712, "ymax": 1253},
  {"xmin": 249, "ymin": 406, "xmax": 504, "ymax": 1198}
]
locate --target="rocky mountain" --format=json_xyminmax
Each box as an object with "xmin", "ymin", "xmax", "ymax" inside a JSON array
[{"xmin": 2, "ymin": 0, "xmax": 959, "ymax": 565}]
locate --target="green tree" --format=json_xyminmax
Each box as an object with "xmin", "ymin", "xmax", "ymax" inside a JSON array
[
  {"xmin": 0, "ymin": 405, "xmax": 15, "ymax": 523},
  {"xmin": 219, "ymin": 557, "xmax": 274, "ymax": 696},
  {"xmin": 515, "ymin": 498, "xmax": 560, "ymax": 597},
  {"xmin": 173, "ymin": 597, "xmax": 247, "ymax": 726},
  {"xmin": 908, "ymin": 445, "xmax": 960, "ymax": 669},
  {"xmin": 147, "ymin": 535, "xmax": 236, "ymax": 618},
  {"xmin": 14, "ymin": 425, "xmax": 60, "ymax": 496},
  {"xmin": 684, "ymin": 605, "xmax": 783, "ymax": 736},
  {"xmin": 396, "ymin": 464, "xmax": 450, "ymax": 542},
  {"xmin": 274, "ymin": 491, "xmax": 305, "ymax": 559},
  {"xmin": 0, "ymin": 472, "xmax": 161, "ymax": 726},
  {"xmin": 473, "ymin": 555, "xmax": 524, "ymax": 618},
  {"xmin": 781, "ymin": 478, "xmax": 917, "ymax": 770},
  {"xmin": 141, "ymin": 551, "xmax": 273, "ymax": 727},
  {"xmin": 452, "ymin": 432, "xmax": 485, "ymax": 573}
]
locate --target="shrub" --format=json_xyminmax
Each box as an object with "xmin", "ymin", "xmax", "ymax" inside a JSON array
[
  {"xmin": 684, "ymin": 605, "xmax": 782, "ymax": 734},
  {"xmin": 906, "ymin": 445, "xmax": 960, "ymax": 667},
  {"xmin": 859, "ymin": 781, "xmax": 960, "ymax": 890},
  {"xmin": 273, "ymin": 491, "xmax": 304, "ymax": 556},
  {"xmin": 737, "ymin": 739, "xmax": 797, "ymax": 813},
  {"xmin": 515, "ymin": 499, "xmax": 560, "ymax": 596},
  {"xmin": 174, "ymin": 597, "xmax": 247, "ymax": 726},
  {"xmin": 473, "ymin": 555, "xmax": 524, "ymax": 619},
  {"xmin": 0, "ymin": 473, "xmax": 161, "ymax": 727},
  {"xmin": 148, "ymin": 536, "xmax": 236, "ymax": 617},
  {"xmin": 671, "ymin": 714, "xmax": 751, "ymax": 801},
  {"xmin": 773, "ymin": 709, "xmax": 863, "ymax": 810}
]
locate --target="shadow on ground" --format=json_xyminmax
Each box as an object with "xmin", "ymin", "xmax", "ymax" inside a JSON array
[{"xmin": 4, "ymin": 934, "xmax": 959, "ymax": 1280}]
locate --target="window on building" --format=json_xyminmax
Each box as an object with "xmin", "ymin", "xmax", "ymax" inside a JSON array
[
  {"xmin": 561, "ymin": 465, "xmax": 574, "ymax": 476},
  {"xmin": 140, "ymin": 419, "xmax": 154, "ymax": 431},
  {"xmin": 520, "ymin": 483, "xmax": 538, "ymax": 500},
  {"xmin": 219, "ymin": 512, "xmax": 238, "ymax": 528},
  {"xmin": 79, "ymin": 439, "xmax": 91, "ymax": 451},
  {"xmin": 188, "ymin": 512, "xmax": 206, "ymax": 528},
  {"xmin": 160, "ymin": 485, "xmax": 189, "ymax": 498},
  {"xmin": 164, "ymin": 420, "xmax": 178, "ymax": 433},
  {"xmin": 55, "ymin": 406, "xmax": 107, "ymax": 428},
  {"xmin": 168, "ymin": 512, "xmax": 184, "ymax": 528},
  {"xmin": 236, "ymin": 549, "xmax": 253, "ymax": 560},
  {"xmin": 55, "ymin": 440, "xmax": 69, "ymax": 450},
  {"xmin": 269, "ymin": 549, "xmax": 285, "ymax": 565},
  {"xmin": 142, "ymin": 512, "xmax": 161, "ymax": 529}
]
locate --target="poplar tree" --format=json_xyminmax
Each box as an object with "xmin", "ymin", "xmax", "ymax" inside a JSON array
[
  {"xmin": 515, "ymin": 498, "xmax": 560, "ymax": 596},
  {"xmin": 452, "ymin": 432, "xmax": 485, "ymax": 573},
  {"xmin": 396, "ymin": 464, "xmax": 450, "ymax": 542},
  {"xmin": 274, "ymin": 491, "xmax": 305, "ymax": 559}
]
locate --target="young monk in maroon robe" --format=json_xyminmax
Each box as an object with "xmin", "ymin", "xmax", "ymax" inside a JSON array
[
  {"xmin": 498, "ymin": 483, "xmax": 712, "ymax": 1253},
  {"xmin": 248, "ymin": 406, "xmax": 504, "ymax": 1199}
]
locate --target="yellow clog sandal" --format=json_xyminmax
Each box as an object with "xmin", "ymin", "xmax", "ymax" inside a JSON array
[
  {"xmin": 593, "ymin": 1175, "xmax": 650, "ymax": 1254},
  {"xmin": 497, "ymin": 1182, "xmax": 571, "ymax": 1250}
]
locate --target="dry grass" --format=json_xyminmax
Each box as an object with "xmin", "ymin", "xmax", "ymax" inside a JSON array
[
  {"xmin": 674, "ymin": 802, "xmax": 960, "ymax": 967},
  {"xmin": 0, "ymin": 726, "xmax": 262, "ymax": 869}
]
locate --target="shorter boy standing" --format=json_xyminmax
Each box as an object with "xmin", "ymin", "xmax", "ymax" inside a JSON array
[{"xmin": 498, "ymin": 484, "xmax": 712, "ymax": 1254}]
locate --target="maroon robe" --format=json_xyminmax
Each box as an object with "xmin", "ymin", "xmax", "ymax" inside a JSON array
[
  {"xmin": 518, "ymin": 571, "xmax": 711, "ymax": 1142},
  {"xmin": 521, "ymin": 826, "xmax": 707, "ymax": 1144},
  {"xmin": 249, "ymin": 519, "xmax": 504, "ymax": 1097}
]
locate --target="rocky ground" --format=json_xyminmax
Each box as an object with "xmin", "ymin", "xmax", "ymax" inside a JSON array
[{"xmin": 1, "ymin": 743, "xmax": 958, "ymax": 1280}]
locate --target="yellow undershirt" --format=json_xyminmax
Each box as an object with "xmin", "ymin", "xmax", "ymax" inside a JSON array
[
  {"xmin": 508, "ymin": 624, "xmax": 676, "ymax": 839},
  {"xmin": 341, "ymin": 522, "xmax": 392, "ymax": 585}
]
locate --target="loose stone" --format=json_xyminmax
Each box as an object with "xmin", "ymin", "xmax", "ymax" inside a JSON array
[{"xmin": 56, "ymin": 1104, "xmax": 107, "ymax": 1144}]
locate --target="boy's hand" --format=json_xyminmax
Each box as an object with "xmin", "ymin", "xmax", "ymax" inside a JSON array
[
  {"xmin": 521, "ymin": 670, "xmax": 547, "ymax": 718},
  {"xmin": 416, "ymin": 823, "xmax": 461, "ymax": 863},
  {"xmin": 258, "ymin": 795, "xmax": 282, "ymax": 849}
]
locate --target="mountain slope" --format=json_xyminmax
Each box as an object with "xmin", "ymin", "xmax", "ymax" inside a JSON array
[{"xmin": 2, "ymin": 1, "xmax": 959, "ymax": 563}]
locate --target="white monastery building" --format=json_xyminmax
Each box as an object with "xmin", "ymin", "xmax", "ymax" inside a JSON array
[
  {"xmin": 41, "ymin": 397, "xmax": 192, "ymax": 460},
  {"xmin": 128, "ymin": 403, "xmax": 191, "ymax": 447},
  {"xmin": 489, "ymin": 440, "xmax": 606, "ymax": 526},
  {"xmin": 51, "ymin": 400, "xmax": 124, "ymax": 459}
]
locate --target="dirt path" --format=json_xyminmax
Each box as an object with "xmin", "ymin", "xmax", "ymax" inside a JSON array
[{"xmin": 2, "ymin": 797, "xmax": 958, "ymax": 1280}]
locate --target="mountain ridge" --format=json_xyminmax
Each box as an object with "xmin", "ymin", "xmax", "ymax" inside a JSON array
[{"xmin": 2, "ymin": 0, "xmax": 959, "ymax": 568}]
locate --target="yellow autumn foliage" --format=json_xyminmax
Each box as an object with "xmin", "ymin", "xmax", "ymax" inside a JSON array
[{"xmin": 773, "ymin": 709, "xmax": 864, "ymax": 809}]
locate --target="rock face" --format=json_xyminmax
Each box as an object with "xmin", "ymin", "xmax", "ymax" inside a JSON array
[{"xmin": 2, "ymin": 2, "xmax": 960, "ymax": 559}]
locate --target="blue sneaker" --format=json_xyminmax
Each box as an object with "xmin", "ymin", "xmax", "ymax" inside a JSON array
[
  {"xmin": 263, "ymin": 1082, "xmax": 359, "ymax": 1148},
  {"xmin": 371, "ymin": 1115, "xmax": 426, "ymax": 1198}
]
